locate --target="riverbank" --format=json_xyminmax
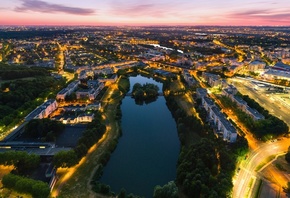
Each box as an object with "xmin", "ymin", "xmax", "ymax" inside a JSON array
[
  {"xmin": 167, "ymin": 79, "xmax": 201, "ymax": 147},
  {"xmin": 52, "ymin": 77, "xmax": 128, "ymax": 198}
]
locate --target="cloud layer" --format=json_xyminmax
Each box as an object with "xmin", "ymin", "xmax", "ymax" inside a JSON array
[
  {"xmin": 15, "ymin": 0, "xmax": 96, "ymax": 15},
  {"xmin": 228, "ymin": 9, "xmax": 290, "ymax": 24},
  {"xmin": 108, "ymin": 1, "xmax": 190, "ymax": 21},
  {"xmin": 1, "ymin": 0, "xmax": 289, "ymax": 25}
]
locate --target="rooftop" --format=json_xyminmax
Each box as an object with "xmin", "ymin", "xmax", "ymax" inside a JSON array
[
  {"xmin": 203, "ymin": 97, "xmax": 215, "ymax": 106},
  {"xmin": 233, "ymin": 95, "xmax": 247, "ymax": 105},
  {"xmin": 246, "ymin": 106, "xmax": 265, "ymax": 119}
]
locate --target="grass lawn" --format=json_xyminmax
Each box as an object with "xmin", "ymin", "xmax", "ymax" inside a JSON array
[
  {"xmin": 176, "ymin": 95, "xmax": 196, "ymax": 116},
  {"xmin": 260, "ymin": 155, "xmax": 290, "ymax": 189}
]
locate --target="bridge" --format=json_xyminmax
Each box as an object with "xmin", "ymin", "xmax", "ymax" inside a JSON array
[{"xmin": 0, "ymin": 141, "xmax": 71, "ymax": 156}]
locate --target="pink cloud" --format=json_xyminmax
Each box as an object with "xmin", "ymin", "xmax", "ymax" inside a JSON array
[
  {"xmin": 15, "ymin": 0, "xmax": 96, "ymax": 16},
  {"xmin": 228, "ymin": 9, "xmax": 290, "ymax": 25},
  {"xmin": 110, "ymin": 2, "xmax": 175, "ymax": 18}
]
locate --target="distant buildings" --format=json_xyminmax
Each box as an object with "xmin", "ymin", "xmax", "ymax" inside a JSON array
[
  {"xmin": 129, "ymin": 39, "xmax": 159, "ymax": 45},
  {"xmin": 154, "ymin": 69, "xmax": 175, "ymax": 77},
  {"xmin": 202, "ymin": 72, "xmax": 227, "ymax": 88},
  {"xmin": 202, "ymin": 72, "xmax": 221, "ymax": 87},
  {"xmin": 247, "ymin": 60, "xmax": 266, "ymax": 72},
  {"xmin": 262, "ymin": 69, "xmax": 290, "ymax": 81},
  {"xmin": 272, "ymin": 62, "xmax": 290, "ymax": 71},
  {"xmin": 182, "ymin": 70, "xmax": 196, "ymax": 86},
  {"xmin": 113, "ymin": 63, "xmax": 137, "ymax": 72},
  {"xmin": 261, "ymin": 62, "xmax": 290, "ymax": 81}
]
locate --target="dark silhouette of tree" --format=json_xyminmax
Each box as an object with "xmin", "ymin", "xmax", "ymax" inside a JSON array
[
  {"xmin": 2, "ymin": 173, "xmax": 50, "ymax": 198},
  {"xmin": 153, "ymin": 181, "xmax": 178, "ymax": 198},
  {"xmin": 0, "ymin": 151, "xmax": 40, "ymax": 175},
  {"xmin": 53, "ymin": 150, "xmax": 78, "ymax": 168},
  {"xmin": 285, "ymin": 147, "xmax": 290, "ymax": 164}
]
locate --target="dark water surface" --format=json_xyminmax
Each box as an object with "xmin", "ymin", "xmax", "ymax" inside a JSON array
[{"xmin": 100, "ymin": 75, "xmax": 180, "ymax": 197}]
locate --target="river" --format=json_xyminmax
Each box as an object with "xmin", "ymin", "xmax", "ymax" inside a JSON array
[{"xmin": 100, "ymin": 75, "xmax": 180, "ymax": 197}]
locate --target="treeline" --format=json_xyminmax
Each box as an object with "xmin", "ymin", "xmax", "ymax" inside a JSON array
[
  {"xmin": 165, "ymin": 94, "xmax": 204, "ymax": 145},
  {"xmin": 0, "ymin": 149, "xmax": 48, "ymax": 198},
  {"xmin": 222, "ymin": 35, "xmax": 283, "ymax": 49},
  {"xmin": 0, "ymin": 66, "xmax": 50, "ymax": 80},
  {"xmin": 177, "ymin": 138, "xmax": 235, "ymax": 197},
  {"xmin": 53, "ymin": 111, "xmax": 106, "ymax": 168},
  {"xmin": 219, "ymin": 95, "xmax": 289, "ymax": 139},
  {"xmin": 0, "ymin": 151, "xmax": 40, "ymax": 175},
  {"xmin": 286, "ymin": 147, "xmax": 290, "ymax": 164},
  {"xmin": 2, "ymin": 173, "xmax": 50, "ymax": 198},
  {"xmin": 23, "ymin": 119, "xmax": 65, "ymax": 141},
  {"xmin": 90, "ymin": 106, "xmax": 123, "ymax": 196},
  {"xmin": 164, "ymin": 80, "xmax": 248, "ymax": 198},
  {"xmin": 0, "ymin": 29, "xmax": 74, "ymax": 39},
  {"xmin": 185, "ymin": 46, "xmax": 224, "ymax": 55},
  {"xmin": 153, "ymin": 181, "xmax": 178, "ymax": 198},
  {"xmin": 0, "ymin": 76, "xmax": 65, "ymax": 128}
]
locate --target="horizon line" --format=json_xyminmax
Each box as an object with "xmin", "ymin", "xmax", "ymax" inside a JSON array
[{"xmin": 0, "ymin": 24, "xmax": 290, "ymax": 27}]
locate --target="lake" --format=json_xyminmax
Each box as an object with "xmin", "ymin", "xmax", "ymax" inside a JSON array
[{"xmin": 100, "ymin": 75, "xmax": 180, "ymax": 197}]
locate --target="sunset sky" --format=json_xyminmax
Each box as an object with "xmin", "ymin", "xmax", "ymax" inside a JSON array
[{"xmin": 0, "ymin": 0, "xmax": 289, "ymax": 26}]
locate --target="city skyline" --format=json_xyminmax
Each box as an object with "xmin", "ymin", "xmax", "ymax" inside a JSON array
[{"xmin": 1, "ymin": 0, "xmax": 290, "ymax": 26}]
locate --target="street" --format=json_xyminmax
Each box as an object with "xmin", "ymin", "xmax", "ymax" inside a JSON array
[
  {"xmin": 229, "ymin": 77, "xmax": 290, "ymax": 198},
  {"xmin": 233, "ymin": 139, "xmax": 289, "ymax": 198}
]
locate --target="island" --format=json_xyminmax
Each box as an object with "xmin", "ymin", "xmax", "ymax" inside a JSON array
[{"xmin": 131, "ymin": 83, "xmax": 160, "ymax": 104}]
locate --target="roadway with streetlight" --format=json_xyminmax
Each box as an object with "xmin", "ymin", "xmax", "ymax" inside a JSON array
[
  {"xmin": 233, "ymin": 138, "xmax": 289, "ymax": 198},
  {"xmin": 228, "ymin": 77, "xmax": 290, "ymax": 127},
  {"xmin": 229, "ymin": 77, "xmax": 290, "ymax": 198}
]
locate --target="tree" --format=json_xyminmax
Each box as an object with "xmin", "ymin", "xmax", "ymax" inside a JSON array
[
  {"xmin": 92, "ymin": 181, "xmax": 112, "ymax": 195},
  {"xmin": 285, "ymin": 147, "xmax": 290, "ymax": 164},
  {"xmin": 16, "ymin": 152, "xmax": 40, "ymax": 174},
  {"xmin": 31, "ymin": 182, "xmax": 50, "ymax": 198},
  {"xmin": 2, "ymin": 173, "xmax": 50, "ymax": 198},
  {"xmin": 2, "ymin": 173, "xmax": 19, "ymax": 188},
  {"xmin": 176, "ymin": 138, "xmax": 235, "ymax": 197},
  {"xmin": 0, "ymin": 151, "xmax": 40, "ymax": 174},
  {"xmin": 132, "ymin": 83, "xmax": 159, "ymax": 103},
  {"xmin": 53, "ymin": 150, "xmax": 78, "ymax": 168},
  {"xmin": 15, "ymin": 178, "xmax": 33, "ymax": 193},
  {"xmin": 23, "ymin": 119, "xmax": 65, "ymax": 141},
  {"xmin": 153, "ymin": 181, "xmax": 178, "ymax": 198},
  {"xmin": 118, "ymin": 188, "xmax": 127, "ymax": 198}
]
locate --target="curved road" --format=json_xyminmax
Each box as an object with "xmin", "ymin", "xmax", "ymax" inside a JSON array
[
  {"xmin": 233, "ymin": 138, "xmax": 289, "ymax": 198},
  {"xmin": 230, "ymin": 77, "xmax": 290, "ymax": 198}
]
